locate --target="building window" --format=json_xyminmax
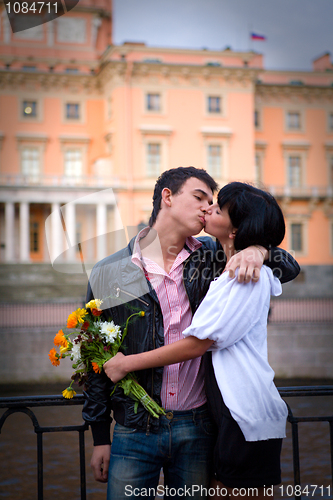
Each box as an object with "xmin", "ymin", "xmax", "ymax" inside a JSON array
[
  {"xmin": 146, "ymin": 93, "xmax": 161, "ymax": 112},
  {"xmin": 329, "ymin": 156, "xmax": 333, "ymax": 187},
  {"xmin": 207, "ymin": 96, "xmax": 221, "ymax": 114},
  {"xmin": 146, "ymin": 143, "xmax": 161, "ymax": 177},
  {"xmin": 288, "ymin": 155, "xmax": 302, "ymax": 187},
  {"xmin": 329, "ymin": 112, "xmax": 333, "ymax": 132},
  {"xmin": 30, "ymin": 222, "xmax": 39, "ymax": 253},
  {"xmin": 255, "ymin": 153, "xmax": 262, "ymax": 185},
  {"xmin": 287, "ymin": 111, "xmax": 301, "ymax": 130},
  {"xmin": 64, "ymin": 149, "xmax": 83, "ymax": 177},
  {"xmin": 207, "ymin": 145, "xmax": 222, "ymax": 177},
  {"xmin": 66, "ymin": 103, "xmax": 80, "ymax": 120},
  {"xmin": 23, "ymin": 100, "xmax": 37, "ymax": 118},
  {"xmin": 21, "ymin": 147, "xmax": 40, "ymax": 180},
  {"xmin": 291, "ymin": 223, "xmax": 303, "ymax": 252},
  {"xmin": 254, "ymin": 110, "xmax": 260, "ymax": 128}
]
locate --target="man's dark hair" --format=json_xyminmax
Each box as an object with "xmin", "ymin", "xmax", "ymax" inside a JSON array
[
  {"xmin": 149, "ymin": 167, "xmax": 218, "ymax": 226},
  {"xmin": 217, "ymin": 182, "xmax": 285, "ymax": 250}
]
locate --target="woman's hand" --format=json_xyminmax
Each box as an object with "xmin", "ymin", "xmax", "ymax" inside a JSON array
[
  {"xmin": 103, "ymin": 352, "xmax": 128, "ymax": 383},
  {"xmin": 226, "ymin": 245, "xmax": 268, "ymax": 283}
]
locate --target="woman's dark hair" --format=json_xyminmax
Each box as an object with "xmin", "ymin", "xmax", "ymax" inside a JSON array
[
  {"xmin": 149, "ymin": 167, "xmax": 218, "ymax": 226},
  {"xmin": 217, "ymin": 182, "xmax": 285, "ymax": 250}
]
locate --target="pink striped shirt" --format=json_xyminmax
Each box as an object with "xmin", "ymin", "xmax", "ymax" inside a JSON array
[{"xmin": 132, "ymin": 229, "xmax": 207, "ymax": 411}]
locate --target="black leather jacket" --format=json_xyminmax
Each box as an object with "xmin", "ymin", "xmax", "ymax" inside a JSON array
[{"xmin": 82, "ymin": 235, "xmax": 300, "ymax": 445}]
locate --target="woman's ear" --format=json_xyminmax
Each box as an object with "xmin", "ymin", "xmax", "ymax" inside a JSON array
[
  {"xmin": 161, "ymin": 187, "xmax": 172, "ymax": 207},
  {"xmin": 229, "ymin": 228, "xmax": 237, "ymax": 240}
]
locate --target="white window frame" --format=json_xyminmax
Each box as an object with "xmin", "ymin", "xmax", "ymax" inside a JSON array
[
  {"xmin": 206, "ymin": 144, "xmax": 222, "ymax": 178},
  {"xmin": 62, "ymin": 98, "xmax": 85, "ymax": 124},
  {"xmin": 254, "ymin": 107, "xmax": 263, "ymax": 131},
  {"xmin": 254, "ymin": 141, "xmax": 267, "ymax": 187},
  {"xmin": 59, "ymin": 136, "xmax": 90, "ymax": 184},
  {"xmin": 288, "ymin": 218, "xmax": 308, "ymax": 257},
  {"xmin": 282, "ymin": 143, "xmax": 309, "ymax": 192},
  {"xmin": 285, "ymin": 109, "xmax": 305, "ymax": 133},
  {"xmin": 201, "ymin": 127, "xmax": 231, "ymax": 181},
  {"xmin": 328, "ymin": 154, "xmax": 333, "ymax": 188},
  {"xmin": 206, "ymin": 95, "xmax": 222, "ymax": 115},
  {"xmin": 16, "ymin": 134, "xmax": 48, "ymax": 183},
  {"xmin": 143, "ymin": 87, "xmax": 165, "ymax": 115},
  {"xmin": 21, "ymin": 147, "xmax": 41, "ymax": 182},
  {"xmin": 64, "ymin": 148, "xmax": 84, "ymax": 178},
  {"xmin": 328, "ymin": 111, "xmax": 333, "ymax": 133},
  {"xmin": 19, "ymin": 96, "xmax": 43, "ymax": 122},
  {"xmin": 140, "ymin": 127, "xmax": 171, "ymax": 179},
  {"xmin": 145, "ymin": 92, "xmax": 162, "ymax": 113},
  {"xmin": 145, "ymin": 142, "xmax": 162, "ymax": 178}
]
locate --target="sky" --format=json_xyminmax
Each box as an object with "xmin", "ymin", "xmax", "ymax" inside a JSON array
[{"xmin": 113, "ymin": 0, "xmax": 333, "ymax": 71}]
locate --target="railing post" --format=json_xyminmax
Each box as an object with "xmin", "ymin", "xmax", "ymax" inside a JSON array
[
  {"xmin": 37, "ymin": 430, "xmax": 43, "ymax": 500},
  {"xmin": 329, "ymin": 420, "xmax": 333, "ymax": 484},
  {"xmin": 79, "ymin": 428, "xmax": 87, "ymax": 500}
]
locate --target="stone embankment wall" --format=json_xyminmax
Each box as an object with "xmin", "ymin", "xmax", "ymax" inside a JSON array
[{"xmin": 0, "ymin": 263, "xmax": 332, "ymax": 383}]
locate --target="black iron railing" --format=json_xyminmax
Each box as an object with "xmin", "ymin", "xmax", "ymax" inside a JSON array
[{"xmin": 0, "ymin": 386, "xmax": 332, "ymax": 500}]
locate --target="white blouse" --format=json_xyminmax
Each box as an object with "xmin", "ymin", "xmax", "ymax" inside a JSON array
[{"xmin": 183, "ymin": 266, "xmax": 288, "ymax": 442}]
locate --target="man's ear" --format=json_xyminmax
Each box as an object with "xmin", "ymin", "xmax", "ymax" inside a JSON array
[{"xmin": 161, "ymin": 187, "xmax": 172, "ymax": 207}]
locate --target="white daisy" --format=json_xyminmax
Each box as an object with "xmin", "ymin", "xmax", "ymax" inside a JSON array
[{"xmin": 100, "ymin": 321, "xmax": 121, "ymax": 343}]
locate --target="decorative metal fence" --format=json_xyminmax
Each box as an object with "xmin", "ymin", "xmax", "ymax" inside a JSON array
[{"xmin": 0, "ymin": 386, "xmax": 332, "ymax": 500}]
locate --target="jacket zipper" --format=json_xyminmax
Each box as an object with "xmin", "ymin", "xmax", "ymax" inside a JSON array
[
  {"xmin": 114, "ymin": 287, "xmax": 149, "ymax": 307},
  {"xmin": 146, "ymin": 301, "xmax": 156, "ymax": 435}
]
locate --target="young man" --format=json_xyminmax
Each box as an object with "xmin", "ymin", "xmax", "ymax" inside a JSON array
[{"xmin": 83, "ymin": 167, "xmax": 300, "ymax": 499}]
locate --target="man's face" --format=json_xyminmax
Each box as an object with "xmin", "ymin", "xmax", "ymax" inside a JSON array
[{"xmin": 169, "ymin": 177, "xmax": 214, "ymax": 236}]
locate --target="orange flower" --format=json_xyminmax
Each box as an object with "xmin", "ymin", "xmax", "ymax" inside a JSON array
[
  {"xmin": 92, "ymin": 309, "xmax": 102, "ymax": 317},
  {"xmin": 92, "ymin": 362, "xmax": 101, "ymax": 374},
  {"xmin": 49, "ymin": 348, "xmax": 61, "ymax": 366},
  {"xmin": 54, "ymin": 329, "xmax": 67, "ymax": 347},
  {"xmin": 67, "ymin": 312, "xmax": 78, "ymax": 329}
]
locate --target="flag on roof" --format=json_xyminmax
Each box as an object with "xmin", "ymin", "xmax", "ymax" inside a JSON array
[{"xmin": 251, "ymin": 33, "xmax": 266, "ymax": 41}]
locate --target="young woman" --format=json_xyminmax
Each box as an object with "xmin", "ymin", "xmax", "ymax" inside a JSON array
[{"xmin": 104, "ymin": 182, "xmax": 289, "ymax": 499}]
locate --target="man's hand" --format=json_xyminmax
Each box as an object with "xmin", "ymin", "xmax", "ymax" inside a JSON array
[
  {"xmin": 103, "ymin": 352, "xmax": 128, "ymax": 383},
  {"xmin": 90, "ymin": 444, "xmax": 111, "ymax": 483},
  {"xmin": 225, "ymin": 245, "xmax": 268, "ymax": 283}
]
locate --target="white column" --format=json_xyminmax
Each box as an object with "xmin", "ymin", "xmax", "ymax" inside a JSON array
[
  {"xmin": 5, "ymin": 202, "xmax": 15, "ymax": 262},
  {"xmin": 51, "ymin": 202, "xmax": 63, "ymax": 263},
  {"xmin": 96, "ymin": 203, "xmax": 107, "ymax": 261},
  {"xmin": 86, "ymin": 206, "xmax": 95, "ymax": 262},
  {"xmin": 19, "ymin": 202, "xmax": 30, "ymax": 262},
  {"xmin": 65, "ymin": 202, "xmax": 76, "ymax": 261}
]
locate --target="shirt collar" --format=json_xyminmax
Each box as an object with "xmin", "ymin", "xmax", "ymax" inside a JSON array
[{"xmin": 131, "ymin": 228, "xmax": 202, "ymax": 270}]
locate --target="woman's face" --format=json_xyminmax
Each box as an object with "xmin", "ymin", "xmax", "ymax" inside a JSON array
[{"xmin": 204, "ymin": 203, "xmax": 236, "ymax": 246}]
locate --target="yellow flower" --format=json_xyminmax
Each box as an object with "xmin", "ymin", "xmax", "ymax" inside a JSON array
[
  {"xmin": 86, "ymin": 299, "xmax": 103, "ymax": 310},
  {"xmin": 62, "ymin": 387, "xmax": 76, "ymax": 399},
  {"xmin": 60, "ymin": 342, "xmax": 69, "ymax": 355},
  {"xmin": 139, "ymin": 311, "xmax": 145, "ymax": 317},
  {"xmin": 67, "ymin": 308, "xmax": 87, "ymax": 329},
  {"xmin": 76, "ymin": 308, "xmax": 87, "ymax": 324}
]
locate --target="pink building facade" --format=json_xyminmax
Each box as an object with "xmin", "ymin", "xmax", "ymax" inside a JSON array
[{"xmin": 0, "ymin": 1, "xmax": 332, "ymax": 281}]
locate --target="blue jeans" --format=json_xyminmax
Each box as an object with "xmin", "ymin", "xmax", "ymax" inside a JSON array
[{"xmin": 107, "ymin": 405, "xmax": 216, "ymax": 499}]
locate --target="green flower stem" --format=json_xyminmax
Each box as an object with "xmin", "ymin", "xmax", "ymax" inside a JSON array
[
  {"xmin": 118, "ymin": 373, "xmax": 165, "ymax": 418},
  {"xmin": 120, "ymin": 312, "xmax": 144, "ymax": 346}
]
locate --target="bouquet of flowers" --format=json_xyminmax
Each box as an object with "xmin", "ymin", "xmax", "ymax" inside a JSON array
[{"xmin": 48, "ymin": 298, "xmax": 165, "ymax": 418}]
